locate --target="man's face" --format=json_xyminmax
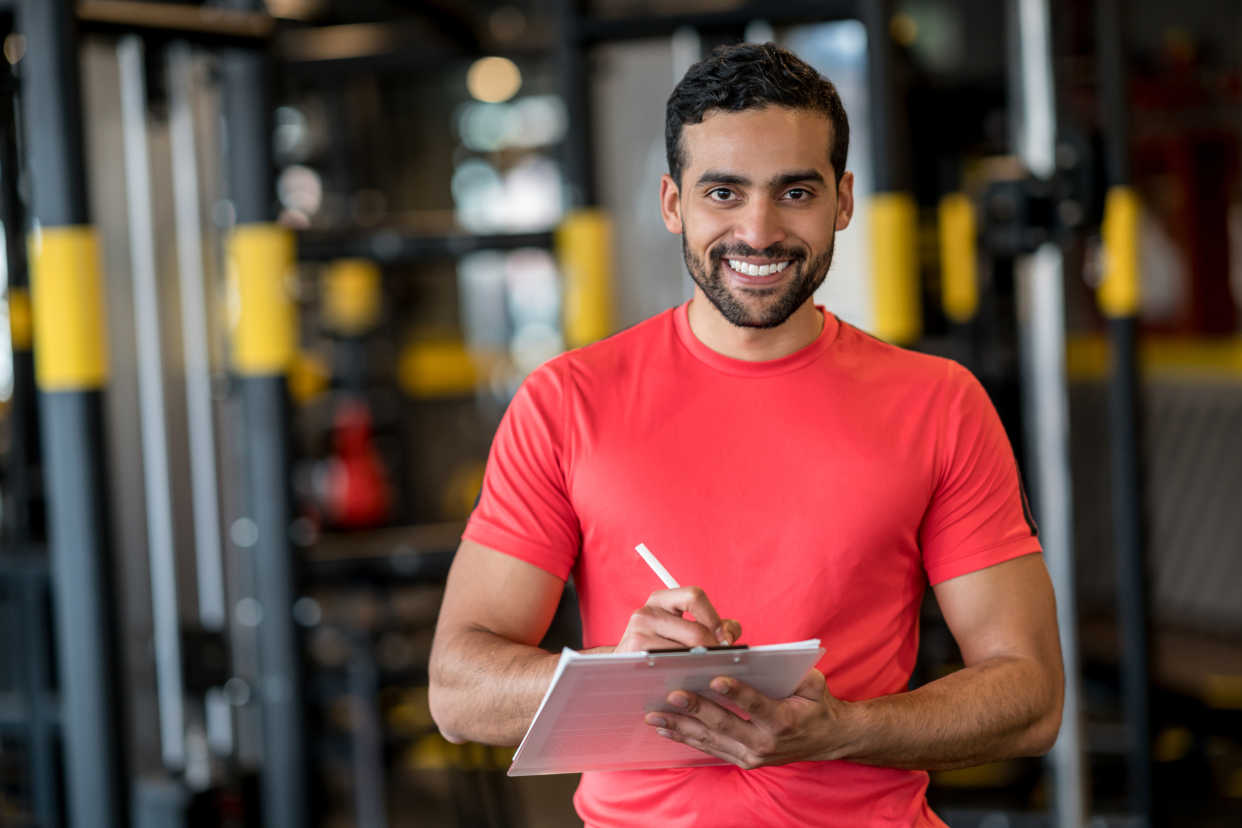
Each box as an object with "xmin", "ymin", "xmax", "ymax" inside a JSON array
[{"xmin": 660, "ymin": 107, "xmax": 854, "ymax": 329}]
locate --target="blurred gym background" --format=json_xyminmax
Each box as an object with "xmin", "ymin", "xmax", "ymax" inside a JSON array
[{"xmin": 0, "ymin": 0, "xmax": 1239, "ymax": 826}]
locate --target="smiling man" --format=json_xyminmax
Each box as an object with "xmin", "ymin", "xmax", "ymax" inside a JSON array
[{"xmin": 430, "ymin": 43, "xmax": 1064, "ymax": 827}]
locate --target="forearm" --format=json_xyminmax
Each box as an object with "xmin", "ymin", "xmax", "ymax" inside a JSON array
[
  {"xmin": 429, "ymin": 627, "xmax": 614, "ymax": 745},
  {"xmin": 825, "ymin": 654, "xmax": 1063, "ymax": 770},
  {"xmin": 429, "ymin": 628, "xmax": 559, "ymax": 745}
]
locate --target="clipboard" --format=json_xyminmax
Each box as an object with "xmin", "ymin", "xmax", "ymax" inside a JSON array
[{"xmin": 507, "ymin": 639, "xmax": 825, "ymax": 776}]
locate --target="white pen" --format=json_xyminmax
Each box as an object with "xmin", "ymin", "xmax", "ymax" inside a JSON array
[
  {"xmin": 635, "ymin": 543, "xmax": 732, "ymax": 646},
  {"xmin": 635, "ymin": 543, "xmax": 680, "ymax": 588}
]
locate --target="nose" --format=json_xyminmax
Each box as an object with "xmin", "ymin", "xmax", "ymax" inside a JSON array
[{"xmin": 732, "ymin": 198, "xmax": 786, "ymax": 253}]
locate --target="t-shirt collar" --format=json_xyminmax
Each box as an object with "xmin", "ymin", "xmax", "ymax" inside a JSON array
[{"xmin": 672, "ymin": 300, "xmax": 839, "ymax": 378}]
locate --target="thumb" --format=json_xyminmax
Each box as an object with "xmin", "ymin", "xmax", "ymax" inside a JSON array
[{"xmin": 793, "ymin": 668, "xmax": 828, "ymax": 701}]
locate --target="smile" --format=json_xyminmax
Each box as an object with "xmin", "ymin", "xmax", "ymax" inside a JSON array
[{"xmin": 726, "ymin": 259, "xmax": 791, "ymax": 277}]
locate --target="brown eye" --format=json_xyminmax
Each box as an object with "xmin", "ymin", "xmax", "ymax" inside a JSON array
[
  {"xmin": 787, "ymin": 189, "xmax": 808, "ymax": 200},
  {"xmin": 711, "ymin": 189, "xmax": 734, "ymax": 201}
]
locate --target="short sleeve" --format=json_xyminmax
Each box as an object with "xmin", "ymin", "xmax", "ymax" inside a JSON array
[
  {"xmin": 462, "ymin": 358, "xmax": 581, "ymax": 580},
  {"xmin": 920, "ymin": 363, "xmax": 1042, "ymax": 585}
]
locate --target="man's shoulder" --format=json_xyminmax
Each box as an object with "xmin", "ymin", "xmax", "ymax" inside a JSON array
[
  {"xmin": 518, "ymin": 307, "xmax": 679, "ymax": 404},
  {"xmin": 558, "ymin": 306, "xmax": 679, "ymax": 376},
  {"xmin": 831, "ymin": 317, "xmax": 969, "ymax": 390}
]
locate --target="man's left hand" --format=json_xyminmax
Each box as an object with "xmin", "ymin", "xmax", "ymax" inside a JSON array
[{"xmin": 644, "ymin": 669, "xmax": 851, "ymax": 769}]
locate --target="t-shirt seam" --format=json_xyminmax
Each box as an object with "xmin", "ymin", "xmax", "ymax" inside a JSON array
[{"xmin": 926, "ymin": 534, "xmax": 1040, "ymax": 571}]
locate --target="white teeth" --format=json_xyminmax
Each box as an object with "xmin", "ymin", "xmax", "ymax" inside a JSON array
[{"xmin": 728, "ymin": 259, "xmax": 790, "ymax": 276}]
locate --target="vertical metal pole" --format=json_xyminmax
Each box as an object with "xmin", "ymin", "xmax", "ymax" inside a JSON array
[
  {"xmin": 17, "ymin": 1, "xmax": 123, "ymax": 827},
  {"xmin": 168, "ymin": 41, "xmax": 229, "ymax": 634},
  {"xmin": 349, "ymin": 642, "xmax": 387, "ymax": 828},
  {"xmin": 2, "ymin": 53, "xmax": 56, "ymax": 824},
  {"xmin": 117, "ymin": 33, "xmax": 188, "ymax": 773},
  {"xmin": 221, "ymin": 14, "xmax": 306, "ymax": 825},
  {"xmin": 1010, "ymin": 1, "xmax": 1087, "ymax": 827},
  {"xmin": 863, "ymin": 0, "xmax": 896, "ymax": 194},
  {"xmin": 1096, "ymin": 2, "xmax": 1150, "ymax": 820},
  {"xmin": 554, "ymin": 0, "xmax": 592, "ymax": 208},
  {"xmin": 0, "ymin": 53, "xmax": 37, "ymax": 547}
]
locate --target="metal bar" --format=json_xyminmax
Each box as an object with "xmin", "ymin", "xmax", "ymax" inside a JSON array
[
  {"xmin": 296, "ymin": 230, "xmax": 555, "ymax": 264},
  {"xmin": 38, "ymin": 394, "xmax": 121, "ymax": 828},
  {"xmin": 1107, "ymin": 314, "xmax": 1149, "ymax": 818},
  {"xmin": 117, "ymin": 33, "xmax": 187, "ymax": 773},
  {"xmin": 1010, "ymin": 1, "xmax": 1086, "ymax": 826},
  {"xmin": 572, "ymin": 0, "xmax": 857, "ymax": 43},
  {"xmin": 167, "ymin": 40, "xmax": 228, "ymax": 633},
  {"xmin": 1017, "ymin": 245, "xmax": 1086, "ymax": 828},
  {"xmin": 1095, "ymin": 3, "xmax": 1149, "ymax": 822},
  {"xmin": 221, "ymin": 10, "xmax": 306, "ymax": 822},
  {"xmin": 349, "ymin": 640, "xmax": 387, "ymax": 828},
  {"xmin": 18, "ymin": 567, "xmax": 58, "ymax": 828},
  {"xmin": 862, "ymin": 0, "xmax": 895, "ymax": 193},
  {"xmin": 1014, "ymin": 0, "xmax": 1057, "ymax": 179},
  {"xmin": 0, "ymin": 50, "xmax": 35, "ymax": 547},
  {"xmin": 1095, "ymin": 0, "xmax": 1130, "ymax": 187},
  {"xmin": 17, "ymin": 1, "xmax": 123, "ymax": 826},
  {"xmin": 239, "ymin": 375, "xmax": 304, "ymax": 828},
  {"xmin": 554, "ymin": 0, "xmax": 592, "ymax": 207}
]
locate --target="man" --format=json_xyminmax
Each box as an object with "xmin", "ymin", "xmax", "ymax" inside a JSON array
[{"xmin": 430, "ymin": 43, "xmax": 1064, "ymax": 827}]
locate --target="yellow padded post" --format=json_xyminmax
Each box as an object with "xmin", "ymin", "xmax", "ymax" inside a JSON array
[
  {"xmin": 228, "ymin": 223, "xmax": 296, "ymax": 375},
  {"xmin": 1099, "ymin": 186, "xmax": 1141, "ymax": 319},
  {"xmin": 557, "ymin": 208, "xmax": 613, "ymax": 349},
  {"xmin": 30, "ymin": 225, "xmax": 109, "ymax": 390},
  {"xmin": 322, "ymin": 258, "xmax": 382, "ymax": 336},
  {"xmin": 870, "ymin": 192, "xmax": 922, "ymax": 345},
  {"xmin": 8, "ymin": 286, "xmax": 31, "ymax": 352},
  {"xmin": 938, "ymin": 192, "xmax": 979, "ymax": 324}
]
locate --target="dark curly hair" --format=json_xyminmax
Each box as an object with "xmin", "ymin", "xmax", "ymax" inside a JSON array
[{"xmin": 665, "ymin": 42, "xmax": 850, "ymax": 187}]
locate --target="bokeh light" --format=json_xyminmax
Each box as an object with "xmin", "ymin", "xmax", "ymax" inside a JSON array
[{"xmin": 467, "ymin": 56, "xmax": 522, "ymax": 103}]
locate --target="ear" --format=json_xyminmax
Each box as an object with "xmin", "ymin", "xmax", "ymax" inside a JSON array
[
  {"xmin": 834, "ymin": 171, "xmax": 855, "ymax": 232},
  {"xmin": 659, "ymin": 174, "xmax": 683, "ymax": 234}
]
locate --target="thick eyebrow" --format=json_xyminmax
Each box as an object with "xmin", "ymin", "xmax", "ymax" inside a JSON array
[
  {"xmin": 770, "ymin": 169, "xmax": 825, "ymax": 188},
  {"xmin": 695, "ymin": 170, "xmax": 751, "ymax": 188},
  {"xmin": 693, "ymin": 169, "xmax": 827, "ymax": 189}
]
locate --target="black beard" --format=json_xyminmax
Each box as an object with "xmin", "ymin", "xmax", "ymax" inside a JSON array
[{"xmin": 682, "ymin": 233, "xmax": 834, "ymax": 329}]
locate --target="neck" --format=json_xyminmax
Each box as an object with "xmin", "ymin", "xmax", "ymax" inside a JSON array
[{"xmin": 685, "ymin": 288, "xmax": 824, "ymax": 361}]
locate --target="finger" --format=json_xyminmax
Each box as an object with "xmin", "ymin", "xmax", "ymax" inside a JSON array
[
  {"xmin": 708, "ymin": 676, "xmax": 777, "ymax": 722},
  {"xmin": 649, "ymin": 722, "xmax": 750, "ymax": 768},
  {"xmin": 721, "ymin": 619, "xmax": 742, "ymax": 646},
  {"xmin": 633, "ymin": 606, "xmax": 720, "ymax": 648},
  {"xmin": 647, "ymin": 587, "xmax": 728, "ymax": 645},
  {"xmin": 665, "ymin": 690, "xmax": 756, "ymax": 740},
  {"xmin": 645, "ymin": 707, "xmax": 751, "ymax": 767},
  {"xmin": 640, "ymin": 598, "xmax": 720, "ymax": 650}
]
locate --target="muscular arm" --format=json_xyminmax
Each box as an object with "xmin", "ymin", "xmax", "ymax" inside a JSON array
[
  {"xmin": 649, "ymin": 554, "xmax": 1064, "ymax": 770},
  {"xmin": 429, "ymin": 540, "xmax": 567, "ymax": 746},
  {"xmin": 430, "ymin": 539, "xmax": 742, "ymax": 746},
  {"xmin": 829, "ymin": 553, "xmax": 1064, "ymax": 769}
]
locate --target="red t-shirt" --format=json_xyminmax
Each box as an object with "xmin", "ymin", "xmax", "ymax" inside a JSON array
[{"xmin": 465, "ymin": 303, "xmax": 1041, "ymax": 828}]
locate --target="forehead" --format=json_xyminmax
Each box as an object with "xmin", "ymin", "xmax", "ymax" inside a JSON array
[{"xmin": 680, "ymin": 107, "xmax": 835, "ymax": 182}]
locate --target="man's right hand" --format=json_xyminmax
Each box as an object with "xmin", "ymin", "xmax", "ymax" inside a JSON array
[{"xmin": 614, "ymin": 586, "xmax": 742, "ymax": 653}]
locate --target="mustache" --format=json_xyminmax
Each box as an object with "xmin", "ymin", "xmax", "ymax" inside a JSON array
[{"xmin": 708, "ymin": 242, "xmax": 808, "ymax": 264}]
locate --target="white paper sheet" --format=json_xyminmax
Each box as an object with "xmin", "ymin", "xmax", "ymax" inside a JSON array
[{"xmin": 507, "ymin": 640, "xmax": 825, "ymax": 776}]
